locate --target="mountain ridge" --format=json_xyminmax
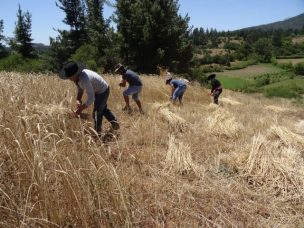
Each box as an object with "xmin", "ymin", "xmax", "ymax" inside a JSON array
[{"xmin": 241, "ymin": 13, "xmax": 304, "ymax": 31}]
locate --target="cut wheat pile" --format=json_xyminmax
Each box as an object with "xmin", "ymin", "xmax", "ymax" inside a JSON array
[
  {"xmin": 205, "ymin": 107, "xmax": 243, "ymax": 137},
  {"xmin": 237, "ymin": 126, "xmax": 304, "ymax": 197},
  {"xmin": 164, "ymin": 135, "xmax": 199, "ymax": 175},
  {"xmin": 152, "ymin": 102, "xmax": 187, "ymax": 132},
  {"xmin": 294, "ymin": 120, "xmax": 304, "ymax": 134}
]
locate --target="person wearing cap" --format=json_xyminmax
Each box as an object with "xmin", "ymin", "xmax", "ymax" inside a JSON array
[
  {"xmin": 208, "ymin": 74, "xmax": 222, "ymax": 105},
  {"xmin": 59, "ymin": 61, "xmax": 119, "ymax": 134},
  {"xmin": 114, "ymin": 64, "xmax": 143, "ymax": 114},
  {"xmin": 165, "ymin": 71, "xmax": 187, "ymax": 105}
]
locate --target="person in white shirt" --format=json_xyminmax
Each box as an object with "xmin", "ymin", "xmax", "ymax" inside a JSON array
[{"xmin": 59, "ymin": 61, "xmax": 119, "ymax": 134}]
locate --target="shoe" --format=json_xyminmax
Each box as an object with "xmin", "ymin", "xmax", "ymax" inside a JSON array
[
  {"xmin": 111, "ymin": 121, "xmax": 120, "ymax": 130},
  {"xmin": 122, "ymin": 106, "xmax": 131, "ymax": 111},
  {"xmin": 122, "ymin": 106, "xmax": 132, "ymax": 114}
]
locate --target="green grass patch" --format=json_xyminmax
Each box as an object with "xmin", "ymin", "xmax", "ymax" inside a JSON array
[
  {"xmin": 262, "ymin": 78, "xmax": 304, "ymax": 99},
  {"xmin": 217, "ymin": 76, "xmax": 253, "ymax": 90}
]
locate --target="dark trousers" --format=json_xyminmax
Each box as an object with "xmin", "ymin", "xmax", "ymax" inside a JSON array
[
  {"xmin": 93, "ymin": 87, "xmax": 117, "ymax": 133},
  {"xmin": 213, "ymin": 89, "xmax": 222, "ymax": 105}
]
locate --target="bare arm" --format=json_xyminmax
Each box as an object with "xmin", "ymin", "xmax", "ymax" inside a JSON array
[
  {"xmin": 76, "ymin": 89, "xmax": 83, "ymax": 104},
  {"xmin": 119, "ymin": 79, "xmax": 127, "ymax": 87},
  {"xmin": 170, "ymin": 85, "xmax": 175, "ymax": 98}
]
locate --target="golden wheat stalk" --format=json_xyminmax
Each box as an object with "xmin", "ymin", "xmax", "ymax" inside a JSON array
[{"xmin": 164, "ymin": 135, "xmax": 198, "ymax": 175}]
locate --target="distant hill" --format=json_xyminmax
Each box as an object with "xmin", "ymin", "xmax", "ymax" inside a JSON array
[
  {"xmin": 243, "ymin": 13, "xmax": 304, "ymax": 31},
  {"xmin": 33, "ymin": 43, "xmax": 50, "ymax": 52}
]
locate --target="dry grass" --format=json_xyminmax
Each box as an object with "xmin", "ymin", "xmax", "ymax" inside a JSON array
[
  {"xmin": 277, "ymin": 58, "xmax": 304, "ymax": 65},
  {"xmin": 221, "ymin": 97, "xmax": 242, "ymax": 106},
  {"xmin": 292, "ymin": 35, "xmax": 304, "ymax": 44},
  {"xmin": 217, "ymin": 64, "xmax": 283, "ymax": 77},
  {"xmin": 1, "ymin": 71, "xmax": 304, "ymax": 227},
  {"xmin": 294, "ymin": 120, "xmax": 304, "ymax": 134}
]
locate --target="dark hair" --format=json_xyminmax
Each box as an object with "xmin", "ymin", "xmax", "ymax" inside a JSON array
[
  {"xmin": 165, "ymin": 78, "xmax": 172, "ymax": 84},
  {"xmin": 207, "ymin": 74, "xmax": 216, "ymax": 80}
]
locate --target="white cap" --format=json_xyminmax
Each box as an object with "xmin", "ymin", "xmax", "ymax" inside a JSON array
[{"xmin": 165, "ymin": 72, "xmax": 173, "ymax": 81}]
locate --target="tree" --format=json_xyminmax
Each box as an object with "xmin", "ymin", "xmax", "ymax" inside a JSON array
[
  {"xmin": 51, "ymin": 0, "xmax": 118, "ymax": 71},
  {"xmin": 56, "ymin": 0, "xmax": 87, "ymax": 47},
  {"xmin": 85, "ymin": 0, "xmax": 114, "ymax": 70},
  {"xmin": 272, "ymin": 29, "xmax": 283, "ymax": 48},
  {"xmin": 115, "ymin": 0, "xmax": 193, "ymax": 73},
  {"xmin": 254, "ymin": 38, "xmax": 273, "ymax": 62},
  {"xmin": 0, "ymin": 19, "xmax": 8, "ymax": 58},
  {"xmin": 11, "ymin": 5, "xmax": 34, "ymax": 58},
  {"xmin": 50, "ymin": 0, "xmax": 88, "ymax": 69}
]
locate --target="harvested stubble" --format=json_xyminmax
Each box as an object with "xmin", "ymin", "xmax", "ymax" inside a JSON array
[
  {"xmin": 221, "ymin": 97, "xmax": 242, "ymax": 106},
  {"xmin": 264, "ymin": 105, "xmax": 295, "ymax": 113}
]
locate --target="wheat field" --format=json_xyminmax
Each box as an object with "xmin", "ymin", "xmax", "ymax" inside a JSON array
[{"xmin": 0, "ymin": 71, "xmax": 304, "ymax": 227}]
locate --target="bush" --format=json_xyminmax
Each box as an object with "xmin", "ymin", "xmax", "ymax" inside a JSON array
[
  {"xmin": 0, "ymin": 53, "xmax": 24, "ymax": 71},
  {"xmin": 189, "ymin": 67, "xmax": 208, "ymax": 84},
  {"xmin": 264, "ymin": 87, "xmax": 300, "ymax": 99},
  {"xmin": 255, "ymin": 74, "xmax": 270, "ymax": 87},
  {"xmin": 294, "ymin": 62, "xmax": 304, "ymax": 75},
  {"xmin": 277, "ymin": 62, "xmax": 293, "ymax": 70},
  {"xmin": 0, "ymin": 53, "xmax": 49, "ymax": 73},
  {"xmin": 271, "ymin": 57, "xmax": 278, "ymax": 65},
  {"xmin": 71, "ymin": 44, "xmax": 99, "ymax": 72}
]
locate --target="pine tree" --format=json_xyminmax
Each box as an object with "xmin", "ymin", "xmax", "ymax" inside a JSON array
[
  {"xmin": 115, "ymin": 0, "xmax": 193, "ymax": 73},
  {"xmin": 0, "ymin": 19, "xmax": 8, "ymax": 58},
  {"xmin": 86, "ymin": 0, "xmax": 112, "ymax": 67},
  {"xmin": 12, "ymin": 5, "xmax": 33, "ymax": 58},
  {"xmin": 55, "ymin": 0, "xmax": 88, "ymax": 50}
]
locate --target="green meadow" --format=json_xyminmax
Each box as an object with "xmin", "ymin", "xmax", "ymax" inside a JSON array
[{"xmin": 215, "ymin": 64, "xmax": 304, "ymax": 101}]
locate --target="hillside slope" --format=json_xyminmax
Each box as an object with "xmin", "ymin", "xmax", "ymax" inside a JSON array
[
  {"xmin": 0, "ymin": 72, "xmax": 304, "ymax": 227},
  {"xmin": 243, "ymin": 13, "xmax": 304, "ymax": 31}
]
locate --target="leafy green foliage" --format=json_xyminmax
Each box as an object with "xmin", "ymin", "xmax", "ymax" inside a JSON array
[
  {"xmin": 0, "ymin": 19, "xmax": 8, "ymax": 58},
  {"xmin": 0, "ymin": 53, "xmax": 49, "ymax": 72},
  {"xmin": 263, "ymin": 81, "xmax": 304, "ymax": 99},
  {"xmin": 116, "ymin": 0, "xmax": 193, "ymax": 73},
  {"xmin": 253, "ymin": 38, "xmax": 273, "ymax": 63},
  {"xmin": 70, "ymin": 44, "xmax": 99, "ymax": 71},
  {"xmin": 294, "ymin": 62, "xmax": 304, "ymax": 75},
  {"xmin": 188, "ymin": 67, "xmax": 208, "ymax": 84}
]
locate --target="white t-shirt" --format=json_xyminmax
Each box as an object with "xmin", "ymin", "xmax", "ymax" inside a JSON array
[{"xmin": 76, "ymin": 69, "xmax": 108, "ymax": 106}]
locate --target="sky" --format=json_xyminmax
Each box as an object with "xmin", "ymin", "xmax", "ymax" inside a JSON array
[{"xmin": 0, "ymin": 0, "xmax": 303, "ymax": 45}]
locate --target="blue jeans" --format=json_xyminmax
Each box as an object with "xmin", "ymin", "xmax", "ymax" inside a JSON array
[
  {"xmin": 172, "ymin": 85, "xmax": 187, "ymax": 101},
  {"xmin": 93, "ymin": 87, "xmax": 117, "ymax": 133}
]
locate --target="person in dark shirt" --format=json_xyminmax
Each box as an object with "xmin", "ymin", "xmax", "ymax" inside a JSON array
[
  {"xmin": 114, "ymin": 64, "xmax": 143, "ymax": 113},
  {"xmin": 165, "ymin": 72, "xmax": 187, "ymax": 105},
  {"xmin": 208, "ymin": 74, "xmax": 222, "ymax": 105}
]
